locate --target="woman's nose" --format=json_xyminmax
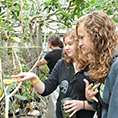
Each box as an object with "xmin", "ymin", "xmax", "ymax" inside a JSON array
[
  {"xmin": 79, "ymin": 41, "xmax": 82, "ymax": 47},
  {"xmin": 65, "ymin": 45, "xmax": 69, "ymax": 50}
]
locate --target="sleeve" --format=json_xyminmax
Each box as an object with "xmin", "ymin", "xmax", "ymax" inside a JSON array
[
  {"xmin": 41, "ymin": 60, "xmax": 60, "ymax": 96},
  {"xmin": 87, "ymin": 100, "xmax": 98, "ymax": 110},
  {"xmin": 107, "ymin": 74, "xmax": 118, "ymax": 118},
  {"xmin": 44, "ymin": 52, "xmax": 51, "ymax": 63},
  {"xmin": 105, "ymin": 58, "xmax": 118, "ymax": 118}
]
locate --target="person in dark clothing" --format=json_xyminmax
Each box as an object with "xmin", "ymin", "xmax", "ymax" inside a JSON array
[
  {"xmin": 35, "ymin": 34, "xmax": 62, "ymax": 74},
  {"xmin": 10, "ymin": 28, "xmax": 95, "ymax": 118}
]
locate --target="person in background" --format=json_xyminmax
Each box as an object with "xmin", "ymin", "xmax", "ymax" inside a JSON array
[
  {"xmin": 35, "ymin": 34, "xmax": 62, "ymax": 74},
  {"xmin": 76, "ymin": 11, "xmax": 118, "ymax": 118},
  {"xmin": 11, "ymin": 28, "xmax": 95, "ymax": 118},
  {"xmin": 35, "ymin": 34, "xmax": 63, "ymax": 116},
  {"xmin": 59, "ymin": 40, "xmax": 64, "ymax": 49}
]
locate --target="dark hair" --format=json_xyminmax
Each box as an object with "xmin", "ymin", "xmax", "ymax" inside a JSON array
[
  {"xmin": 59, "ymin": 40, "xmax": 64, "ymax": 48},
  {"xmin": 48, "ymin": 34, "xmax": 60, "ymax": 47}
]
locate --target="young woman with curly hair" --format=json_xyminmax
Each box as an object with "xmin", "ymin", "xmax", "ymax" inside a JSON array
[
  {"xmin": 76, "ymin": 11, "xmax": 118, "ymax": 118},
  {"xmin": 11, "ymin": 28, "xmax": 95, "ymax": 118}
]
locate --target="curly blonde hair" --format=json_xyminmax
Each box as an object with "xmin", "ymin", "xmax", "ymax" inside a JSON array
[
  {"xmin": 63, "ymin": 28, "xmax": 88, "ymax": 70},
  {"xmin": 76, "ymin": 11, "xmax": 118, "ymax": 83}
]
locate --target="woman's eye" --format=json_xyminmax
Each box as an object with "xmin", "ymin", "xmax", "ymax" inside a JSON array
[
  {"xmin": 69, "ymin": 42, "xmax": 72, "ymax": 45},
  {"xmin": 81, "ymin": 36, "xmax": 84, "ymax": 39}
]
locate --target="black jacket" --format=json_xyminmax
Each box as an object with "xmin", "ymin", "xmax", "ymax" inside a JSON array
[{"xmin": 41, "ymin": 59, "xmax": 95, "ymax": 118}]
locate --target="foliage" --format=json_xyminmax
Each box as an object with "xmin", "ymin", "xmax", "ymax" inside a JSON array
[
  {"xmin": 0, "ymin": 80, "xmax": 48, "ymax": 117},
  {"xmin": 40, "ymin": 65, "xmax": 49, "ymax": 82},
  {"xmin": 80, "ymin": 0, "xmax": 118, "ymax": 23}
]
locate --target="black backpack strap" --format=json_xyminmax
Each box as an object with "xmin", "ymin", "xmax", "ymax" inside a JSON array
[
  {"xmin": 96, "ymin": 86, "xmax": 102, "ymax": 118},
  {"xmin": 96, "ymin": 86, "xmax": 109, "ymax": 118},
  {"xmin": 64, "ymin": 60, "xmax": 85, "ymax": 99},
  {"xmin": 99, "ymin": 95, "xmax": 108, "ymax": 111},
  {"xmin": 98, "ymin": 87, "xmax": 108, "ymax": 111}
]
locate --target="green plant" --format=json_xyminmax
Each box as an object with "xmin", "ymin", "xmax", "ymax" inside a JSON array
[
  {"xmin": 40, "ymin": 65, "xmax": 49, "ymax": 82},
  {"xmin": 0, "ymin": 79, "xmax": 48, "ymax": 118}
]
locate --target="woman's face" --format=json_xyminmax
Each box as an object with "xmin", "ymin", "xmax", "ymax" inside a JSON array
[
  {"xmin": 77, "ymin": 24, "xmax": 93, "ymax": 55},
  {"xmin": 64, "ymin": 36, "xmax": 77, "ymax": 59}
]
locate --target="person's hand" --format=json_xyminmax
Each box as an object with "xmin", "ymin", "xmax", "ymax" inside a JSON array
[
  {"xmin": 84, "ymin": 79, "xmax": 100, "ymax": 103},
  {"xmin": 10, "ymin": 72, "xmax": 38, "ymax": 83},
  {"xmin": 35, "ymin": 66, "xmax": 39, "ymax": 69},
  {"xmin": 34, "ymin": 62, "xmax": 39, "ymax": 69},
  {"xmin": 63, "ymin": 100, "xmax": 83, "ymax": 117}
]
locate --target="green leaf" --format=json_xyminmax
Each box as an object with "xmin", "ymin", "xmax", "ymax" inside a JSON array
[
  {"xmin": 95, "ymin": 0, "xmax": 104, "ymax": 6},
  {"xmin": 0, "ymin": 11, "xmax": 5, "ymax": 16},
  {"xmin": 13, "ymin": 94, "xmax": 28, "ymax": 100},
  {"xmin": 112, "ymin": 17, "xmax": 118, "ymax": 23},
  {"xmin": 0, "ymin": 16, "xmax": 2, "ymax": 20},
  {"xmin": 6, "ymin": 82, "xmax": 15, "ymax": 94},
  {"xmin": 107, "ymin": 10, "xmax": 113, "ymax": 15},
  {"xmin": 9, "ymin": 100, "xmax": 12, "ymax": 109},
  {"xmin": 90, "ymin": 0, "xmax": 95, "ymax": 4},
  {"xmin": 29, "ymin": 0, "xmax": 36, "ymax": 3}
]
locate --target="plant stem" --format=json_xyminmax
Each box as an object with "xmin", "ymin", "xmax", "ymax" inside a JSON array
[{"xmin": 5, "ymin": 96, "xmax": 9, "ymax": 118}]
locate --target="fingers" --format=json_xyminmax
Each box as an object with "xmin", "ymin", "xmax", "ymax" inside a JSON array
[
  {"xmin": 84, "ymin": 79, "xmax": 101, "ymax": 90},
  {"xmin": 83, "ymin": 79, "xmax": 89, "ymax": 88},
  {"xmin": 10, "ymin": 73, "xmax": 26, "ymax": 78},
  {"xmin": 84, "ymin": 79, "xmax": 101, "ymax": 102},
  {"xmin": 35, "ymin": 66, "xmax": 39, "ymax": 69},
  {"xmin": 87, "ymin": 83, "xmax": 94, "ymax": 91},
  {"xmin": 64, "ymin": 105, "xmax": 74, "ymax": 113},
  {"xmin": 10, "ymin": 75, "xmax": 19, "ymax": 78},
  {"xmin": 69, "ymin": 110, "xmax": 76, "ymax": 118},
  {"xmin": 10, "ymin": 72, "xmax": 29, "ymax": 82},
  {"xmin": 17, "ymin": 76, "xmax": 29, "ymax": 82},
  {"xmin": 64, "ymin": 100, "xmax": 74, "ymax": 110},
  {"xmin": 92, "ymin": 83, "xmax": 101, "ymax": 90},
  {"xmin": 64, "ymin": 100, "xmax": 73, "ymax": 106},
  {"xmin": 64, "ymin": 101, "xmax": 77, "ymax": 118},
  {"xmin": 93, "ymin": 96, "xmax": 99, "ymax": 103}
]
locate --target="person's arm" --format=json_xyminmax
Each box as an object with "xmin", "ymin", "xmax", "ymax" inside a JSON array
[
  {"xmin": 64, "ymin": 100, "xmax": 95, "ymax": 117},
  {"xmin": 107, "ymin": 74, "xmax": 118, "ymax": 118},
  {"xmin": 36, "ymin": 58, "xmax": 48, "ymax": 66},
  {"xmin": 10, "ymin": 72, "xmax": 45, "ymax": 94},
  {"xmin": 10, "ymin": 59, "xmax": 61, "ymax": 95}
]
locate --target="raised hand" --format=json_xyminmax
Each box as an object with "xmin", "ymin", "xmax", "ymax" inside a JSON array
[{"xmin": 84, "ymin": 79, "xmax": 100, "ymax": 103}]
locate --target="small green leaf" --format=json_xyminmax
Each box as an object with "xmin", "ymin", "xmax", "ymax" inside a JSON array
[
  {"xmin": 107, "ymin": 10, "xmax": 113, "ymax": 15},
  {"xmin": 90, "ymin": 0, "xmax": 95, "ymax": 4},
  {"xmin": 13, "ymin": 94, "xmax": 28, "ymax": 100}
]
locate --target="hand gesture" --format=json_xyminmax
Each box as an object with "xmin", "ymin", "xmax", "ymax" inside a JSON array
[
  {"xmin": 10, "ymin": 72, "xmax": 38, "ymax": 83},
  {"xmin": 84, "ymin": 79, "xmax": 100, "ymax": 103},
  {"xmin": 64, "ymin": 100, "xmax": 83, "ymax": 117}
]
